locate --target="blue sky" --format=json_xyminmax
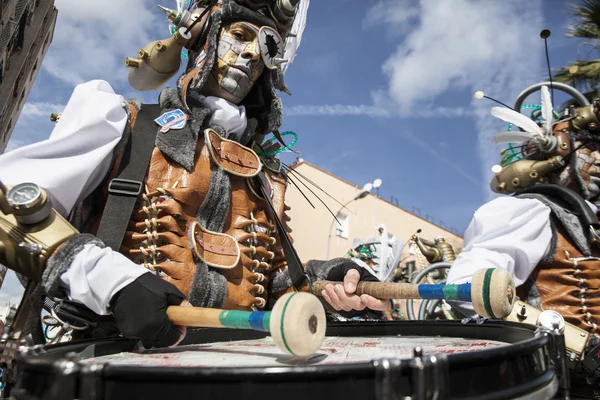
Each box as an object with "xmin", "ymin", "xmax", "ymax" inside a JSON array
[{"xmin": 0, "ymin": 0, "xmax": 591, "ymax": 302}]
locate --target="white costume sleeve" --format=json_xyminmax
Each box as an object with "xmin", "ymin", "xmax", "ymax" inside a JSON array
[
  {"xmin": 0, "ymin": 80, "xmax": 149, "ymax": 315},
  {"xmin": 60, "ymin": 245, "xmax": 149, "ymax": 315},
  {"xmin": 0, "ymin": 80, "xmax": 127, "ymax": 217},
  {"xmin": 446, "ymin": 196, "xmax": 553, "ymax": 316}
]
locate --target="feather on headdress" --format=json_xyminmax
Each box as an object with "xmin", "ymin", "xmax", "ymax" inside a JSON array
[{"xmin": 492, "ymin": 85, "xmax": 555, "ymax": 145}]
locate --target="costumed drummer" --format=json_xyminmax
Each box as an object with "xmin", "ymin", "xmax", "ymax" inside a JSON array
[
  {"xmin": 446, "ymin": 82, "xmax": 600, "ymax": 389},
  {"xmin": 0, "ymin": 0, "xmax": 389, "ymax": 348}
]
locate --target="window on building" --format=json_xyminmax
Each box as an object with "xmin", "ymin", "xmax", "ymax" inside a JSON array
[
  {"xmin": 30, "ymin": 59, "xmax": 38, "ymax": 81},
  {"xmin": 0, "ymin": 60, "xmax": 3, "ymax": 85},
  {"xmin": 16, "ymin": 12, "xmax": 27, "ymax": 50},
  {"xmin": 335, "ymin": 213, "xmax": 349, "ymax": 239}
]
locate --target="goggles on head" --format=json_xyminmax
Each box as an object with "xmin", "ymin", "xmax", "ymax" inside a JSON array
[{"xmin": 258, "ymin": 26, "xmax": 285, "ymax": 70}]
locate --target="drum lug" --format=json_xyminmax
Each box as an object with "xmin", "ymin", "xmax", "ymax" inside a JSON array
[
  {"xmin": 45, "ymin": 352, "xmax": 81, "ymax": 400},
  {"xmin": 374, "ymin": 347, "xmax": 449, "ymax": 400},
  {"xmin": 535, "ymin": 310, "xmax": 570, "ymax": 400}
]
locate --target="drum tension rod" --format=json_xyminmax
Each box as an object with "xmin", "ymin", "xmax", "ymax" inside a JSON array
[
  {"xmin": 374, "ymin": 347, "xmax": 449, "ymax": 400},
  {"xmin": 536, "ymin": 311, "xmax": 570, "ymax": 399}
]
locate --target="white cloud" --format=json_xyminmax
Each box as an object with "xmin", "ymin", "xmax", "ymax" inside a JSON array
[
  {"xmin": 362, "ymin": 0, "xmax": 419, "ymax": 35},
  {"xmin": 44, "ymin": 0, "xmax": 160, "ymax": 85},
  {"xmin": 20, "ymin": 102, "xmax": 65, "ymax": 118},
  {"xmin": 289, "ymin": 0, "xmax": 543, "ymax": 198},
  {"xmin": 369, "ymin": 0, "xmax": 543, "ymax": 198},
  {"xmin": 286, "ymin": 104, "xmax": 392, "ymax": 117},
  {"xmin": 285, "ymin": 104, "xmax": 468, "ymax": 118}
]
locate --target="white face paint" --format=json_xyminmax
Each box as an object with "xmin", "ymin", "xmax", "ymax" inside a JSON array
[{"xmin": 202, "ymin": 21, "xmax": 265, "ymax": 104}]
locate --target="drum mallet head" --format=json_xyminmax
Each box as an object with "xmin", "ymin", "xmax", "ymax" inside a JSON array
[
  {"xmin": 471, "ymin": 268, "xmax": 516, "ymax": 319},
  {"xmin": 269, "ymin": 292, "xmax": 326, "ymax": 357}
]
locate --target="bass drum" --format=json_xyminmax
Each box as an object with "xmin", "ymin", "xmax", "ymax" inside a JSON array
[{"xmin": 13, "ymin": 320, "xmax": 562, "ymax": 400}]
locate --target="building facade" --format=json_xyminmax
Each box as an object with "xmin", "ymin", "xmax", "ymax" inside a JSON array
[
  {"xmin": 285, "ymin": 161, "xmax": 464, "ymax": 270},
  {"xmin": 0, "ymin": 0, "xmax": 57, "ymax": 152},
  {"xmin": 0, "ymin": 266, "xmax": 6, "ymax": 292},
  {"xmin": 0, "ymin": 305, "xmax": 17, "ymax": 365}
]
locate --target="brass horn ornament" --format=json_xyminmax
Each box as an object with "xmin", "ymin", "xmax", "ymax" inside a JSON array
[
  {"xmin": 490, "ymin": 156, "xmax": 565, "ymax": 194},
  {"xmin": 125, "ymin": 27, "xmax": 192, "ymax": 91}
]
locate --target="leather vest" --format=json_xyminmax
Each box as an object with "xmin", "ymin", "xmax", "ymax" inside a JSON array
[
  {"xmin": 115, "ymin": 124, "xmax": 293, "ymax": 311},
  {"xmin": 525, "ymin": 226, "xmax": 600, "ymax": 333}
]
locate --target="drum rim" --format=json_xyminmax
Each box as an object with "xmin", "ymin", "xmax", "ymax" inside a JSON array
[
  {"xmin": 18, "ymin": 320, "xmax": 550, "ymax": 376},
  {"xmin": 14, "ymin": 320, "xmax": 555, "ymax": 400}
]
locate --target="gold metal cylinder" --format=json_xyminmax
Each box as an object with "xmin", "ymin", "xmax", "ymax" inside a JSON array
[{"xmin": 125, "ymin": 57, "xmax": 141, "ymax": 68}]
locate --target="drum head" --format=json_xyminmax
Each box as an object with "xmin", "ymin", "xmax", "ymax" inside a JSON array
[{"xmin": 13, "ymin": 320, "xmax": 557, "ymax": 400}]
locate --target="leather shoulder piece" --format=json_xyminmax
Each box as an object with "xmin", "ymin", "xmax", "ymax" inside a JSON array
[
  {"xmin": 205, "ymin": 129, "xmax": 262, "ymax": 177},
  {"xmin": 189, "ymin": 221, "xmax": 241, "ymax": 269}
]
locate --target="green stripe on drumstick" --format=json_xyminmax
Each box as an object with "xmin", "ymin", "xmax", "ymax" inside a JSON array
[
  {"xmin": 166, "ymin": 292, "xmax": 326, "ymax": 357},
  {"xmin": 311, "ymin": 268, "xmax": 515, "ymax": 319}
]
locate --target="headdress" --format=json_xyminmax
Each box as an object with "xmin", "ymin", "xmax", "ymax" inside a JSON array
[
  {"xmin": 126, "ymin": 0, "xmax": 309, "ymax": 134},
  {"xmin": 485, "ymin": 81, "xmax": 600, "ymax": 200}
]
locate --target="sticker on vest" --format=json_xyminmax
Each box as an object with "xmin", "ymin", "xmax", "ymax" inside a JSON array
[{"xmin": 155, "ymin": 109, "xmax": 191, "ymax": 133}]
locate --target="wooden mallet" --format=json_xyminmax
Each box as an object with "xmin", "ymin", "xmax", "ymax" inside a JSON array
[
  {"xmin": 166, "ymin": 292, "xmax": 326, "ymax": 357},
  {"xmin": 311, "ymin": 268, "xmax": 516, "ymax": 319}
]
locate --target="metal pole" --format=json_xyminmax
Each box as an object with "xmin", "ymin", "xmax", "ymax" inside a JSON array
[{"xmin": 326, "ymin": 199, "xmax": 353, "ymax": 259}]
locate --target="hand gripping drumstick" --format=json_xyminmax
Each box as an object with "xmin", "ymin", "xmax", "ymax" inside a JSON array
[
  {"xmin": 311, "ymin": 268, "xmax": 516, "ymax": 319},
  {"xmin": 166, "ymin": 292, "xmax": 326, "ymax": 357}
]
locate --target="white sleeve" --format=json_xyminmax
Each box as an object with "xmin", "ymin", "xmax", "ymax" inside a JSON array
[
  {"xmin": 60, "ymin": 244, "xmax": 150, "ymax": 315},
  {"xmin": 0, "ymin": 80, "xmax": 127, "ymax": 217},
  {"xmin": 446, "ymin": 196, "xmax": 553, "ymax": 316}
]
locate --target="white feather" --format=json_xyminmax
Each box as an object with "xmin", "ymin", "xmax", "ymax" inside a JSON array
[
  {"xmin": 281, "ymin": 0, "xmax": 310, "ymax": 75},
  {"xmin": 491, "ymin": 107, "xmax": 543, "ymax": 136},
  {"xmin": 540, "ymin": 85, "xmax": 553, "ymax": 134},
  {"xmin": 492, "ymin": 131, "xmax": 537, "ymax": 144}
]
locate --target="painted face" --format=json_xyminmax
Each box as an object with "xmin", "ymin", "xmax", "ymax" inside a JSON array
[{"xmin": 202, "ymin": 21, "xmax": 265, "ymax": 104}]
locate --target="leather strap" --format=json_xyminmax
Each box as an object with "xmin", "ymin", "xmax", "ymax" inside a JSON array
[
  {"xmin": 96, "ymin": 104, "xmax": 161, "ymax": 251},
  {"xmin": 256, "ymin": 171, "xmax": 308, "ymax": 290}
]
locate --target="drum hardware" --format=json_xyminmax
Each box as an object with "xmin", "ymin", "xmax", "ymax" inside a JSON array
[
  {"xmin": 44, "ymin": 353, "xmax": 82, "ymax": 400},
  {"xmin": 374, "ymin": 358, "xmax": 403, "ymax": 400},
  {"xmin": 536, "ymin": 310, "xmax": 570, "ymax": 399},
  {"xmin": 506, "ymin": 300, "xmax": 590, "ymax": 369},
  {"xmin": 409, "ymin": 347, "xmax": 449, "ymax": 400},
  {"xmin": 374, "ymin": 347, "xmax": 449, "ymax": 400}
]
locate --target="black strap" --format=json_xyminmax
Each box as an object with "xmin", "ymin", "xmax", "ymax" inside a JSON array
[
  {"xmin": 256, "ymin": 171, "xmax": 309, "ymax": 290},
  {"xmin": 96, "ymin": 104, "xmax": 161, "ymax": 251}
]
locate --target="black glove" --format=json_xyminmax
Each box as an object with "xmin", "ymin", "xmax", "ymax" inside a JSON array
[
  {"xmin": 306, "ymin": 258, "xmax": 386, "ymax": 319},
  {"xmin": 109, "ymin": 273, "xmax": 185, "ymax": 348},
  {"xmin": 324, "ymin": 258, "xmax": 380, "ymax": 284}
]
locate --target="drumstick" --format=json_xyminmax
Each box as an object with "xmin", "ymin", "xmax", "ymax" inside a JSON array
[
  {"xmin": 166, "ymin": 292, "xmax": 325, "ymax": 357},
  {"xmin": 311, "ymin": 268, "xmax": 516, "ymax": 319}
]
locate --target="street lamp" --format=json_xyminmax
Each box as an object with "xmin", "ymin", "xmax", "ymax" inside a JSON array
[
  {"xmin": 373, "ymin": 179, "xmax": 382, "ymax": 196},
  {"xmin": 325, "ymin": 181, "xmax": 379, "ymax": 259}
]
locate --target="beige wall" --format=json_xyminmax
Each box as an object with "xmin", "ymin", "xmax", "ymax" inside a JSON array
[{"xmin": 285, "ymin": 162, "xmax": 463, "ymax": 266}]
